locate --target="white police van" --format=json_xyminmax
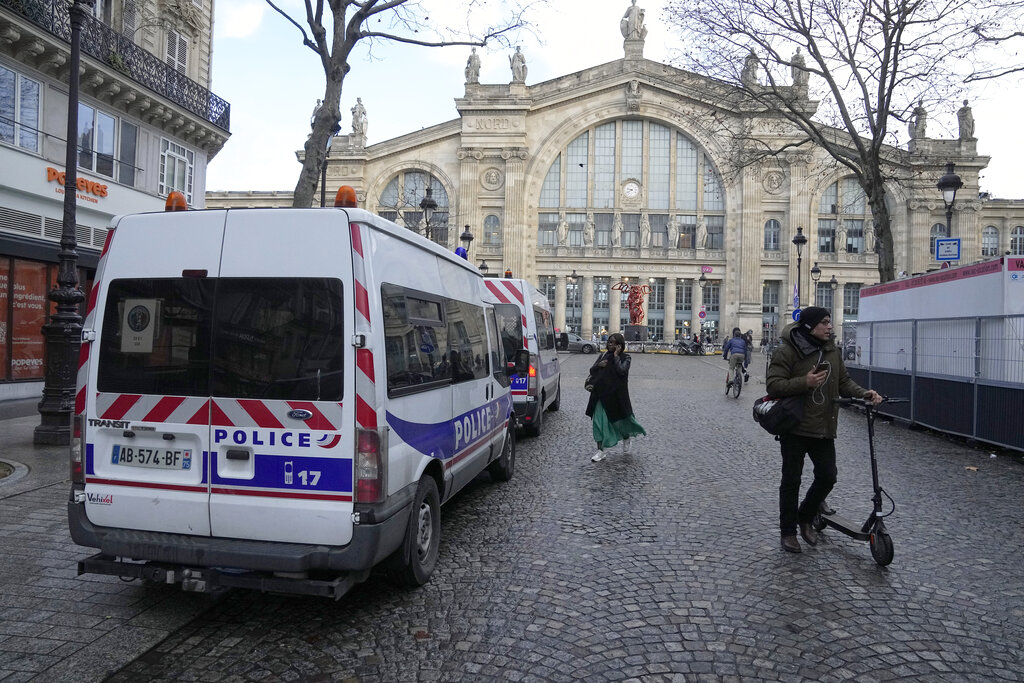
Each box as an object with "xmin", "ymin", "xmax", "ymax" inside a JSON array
[
  {"xmin": 483, "ymin": 277, "xmax": 560, "ymax": 436},
  {"xmin": 68, "ymin": 189, "xmax": 527, "ymax": 599}
]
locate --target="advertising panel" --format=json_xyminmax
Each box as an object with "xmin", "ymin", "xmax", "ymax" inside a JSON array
[
  {"xmin": 11, "ymin": 260, "xmax": 49, "ymax": 380},
  {"xmin": 0, "ymin": 259, "xmax": 8, "ymax": 379}
]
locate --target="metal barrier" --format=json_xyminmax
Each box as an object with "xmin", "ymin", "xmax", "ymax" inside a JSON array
[{"xmin": 847, "ymin": 315, "xmax": 1024, "ymax": 452}]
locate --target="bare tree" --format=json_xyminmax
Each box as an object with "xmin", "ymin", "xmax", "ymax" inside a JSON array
[
  {"xmin": 267, "ymin": 0, "xmax": 536, "ymax": 208},
  {"xmin": 664, "ymin": 0, "xmax": 1024, "ymax": 282}
]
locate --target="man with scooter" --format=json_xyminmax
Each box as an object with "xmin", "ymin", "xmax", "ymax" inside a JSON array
[{"xmin": 766, "ymin": 307, "xmax": 882, "ymax": 554}]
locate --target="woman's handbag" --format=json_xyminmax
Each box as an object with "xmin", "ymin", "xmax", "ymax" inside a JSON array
[
  {"xmin": 584, "ymin": 370, "xmax": 595, "ymax": 392},
  {"xmin": 752, "ymin": 395, "xmax": 804, "ymax": 435}
]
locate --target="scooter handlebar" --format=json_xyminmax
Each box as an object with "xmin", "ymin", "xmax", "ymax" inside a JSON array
[{"xmin": 835, "ymin": 396, "xmax": 908, "ymax": 407}]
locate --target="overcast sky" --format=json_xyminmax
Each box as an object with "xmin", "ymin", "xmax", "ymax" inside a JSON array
[{"xmin": 207, "ymin": 0, "xmax": 1024, "ymax": 199}]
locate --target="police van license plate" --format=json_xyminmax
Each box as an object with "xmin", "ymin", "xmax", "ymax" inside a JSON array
[{"xmin": 112, "ymin": 445, "xmax": 192, "ymax": 470}]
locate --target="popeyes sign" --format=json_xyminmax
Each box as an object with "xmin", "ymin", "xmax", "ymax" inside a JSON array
[{"xmin": 46, "ymin": 167, "xmax": 108, "ymax": 203}]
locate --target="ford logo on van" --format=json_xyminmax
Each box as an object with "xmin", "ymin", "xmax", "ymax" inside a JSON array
[{"xmin": 288, "ymin": 409, "xmax": 313, "ymax": 420}]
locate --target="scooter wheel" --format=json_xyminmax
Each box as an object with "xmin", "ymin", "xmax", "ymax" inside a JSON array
[
  {"xmin": 870, "ymin": 532, "xmax": 894, "ymax": 566},
  {"xmin": 812, "ymin": 514, "xmax": 827, "ymax": 532}
]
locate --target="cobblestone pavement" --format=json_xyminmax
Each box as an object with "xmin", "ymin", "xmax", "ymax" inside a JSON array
[{"xmin": 3, "ymin": 353, "xmax": 1024, "ymax": 682}]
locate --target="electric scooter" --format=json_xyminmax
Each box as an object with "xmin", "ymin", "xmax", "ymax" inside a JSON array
[{"xmin": 813, "ymin": 396, "xmax": 908, "ymax": 566}]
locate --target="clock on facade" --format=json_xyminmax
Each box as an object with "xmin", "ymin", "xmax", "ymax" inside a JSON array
[{"xmin": 622, "ymin": 181, "xmax": 640, "ymax": 199}]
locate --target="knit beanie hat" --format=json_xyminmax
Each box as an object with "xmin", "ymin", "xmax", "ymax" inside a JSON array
[{"xmin": 800, "ymin": 306, "xmax": 830, "ymax": 330}]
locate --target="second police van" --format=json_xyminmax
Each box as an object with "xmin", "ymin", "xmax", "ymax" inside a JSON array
[
  {"xmin": 483, "ymin": 277, "xmax": 561, "ymax": 436},
  {"xmin": 67, "ymin": 188, "xmax": 528, "ymax": 599}
]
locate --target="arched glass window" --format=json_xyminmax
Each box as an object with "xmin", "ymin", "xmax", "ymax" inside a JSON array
[
  {"xmin": 484, "ymin": 215, "xmax": 501, "ymax": 245},
  {"xmin": 536, "ymin": 120, "xmax": 725, "ymax": 250},
  {"xmin": 981, "ymin": 226, "xmax": 999, "ymax": 256},
  {"xmin": 818, "ymin": 178, "xmax": 868, "ymax": 253},
  {"xmin": 764, "ymin": 219, "xmax": 781, "ymax": 251},
  {"xmin": 930, "ymin": 223, "xmax": 948, "ymax": 257},
  {"xmin": 1012, "ymin": 226, "xmax": 1024, "ymax": 256},
  {"xmin": 377, "ymin": 172, "xmax": 450, "ymax": 245}
]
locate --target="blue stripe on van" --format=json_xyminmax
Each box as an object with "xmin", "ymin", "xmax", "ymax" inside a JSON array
[
  {"xmin": 211, "ymin": 453, "xmax": 352, "ymax": 493},
  {"xmin": 386, "ymin": 394, "xmax": 511, "ymax": 461}
]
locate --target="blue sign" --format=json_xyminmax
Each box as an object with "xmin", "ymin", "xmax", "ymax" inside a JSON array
[
  {"xmin": 936, "ymin": 238, "xmax": 960, "ymax": 261},
  {"xmin": 792, "ymin": 309, "xmax": 801, "ymax": 322}
]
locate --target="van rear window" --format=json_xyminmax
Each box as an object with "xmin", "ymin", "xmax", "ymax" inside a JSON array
[
  {"xmin": 97, "ymin": 278, "xmax": 344, "ymax": 401},
  {"xmin": 494, "ymin": 303, "xmax": 523, "ymax": 363}
]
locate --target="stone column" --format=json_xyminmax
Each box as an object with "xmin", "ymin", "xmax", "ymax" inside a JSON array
[
  {"xmin": 786, "ymin": 153, "xmax": 813, "ymax": 317},
  {"xmin": 665, "ymin": 276, "xmax": 677, "ymax": 340},
  {"xmin": 609, "ymin": 280, "xmax": 622, "ymax": 334},
  {"xmin": 738, "ymin": 163, "xmax": 765, "ymax": 333},
  {"xmin": 691, "ymin": 279, "xmax": 702, "ymax": 333},
  {"xmin": 503, "ymin": 147, "xmax": 530, "ymax": 281},
  {"xmin": 581, "ymin": 274, "xmax": 594, "ymax": 339},
  {"xmin": 554, "ymin": 275, "xmax": 567, "ymax": 333},
  {"xmin": 457, "ymin": 147, "xmax": 482, "ymax": 255}
]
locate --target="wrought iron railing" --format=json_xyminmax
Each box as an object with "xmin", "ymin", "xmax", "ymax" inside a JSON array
[{"xmin": 2, "ymin": 0, "xmax": 230, "ymax": 132}]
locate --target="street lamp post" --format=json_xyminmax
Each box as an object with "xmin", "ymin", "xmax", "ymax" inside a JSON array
[
  {"xmin": 420, "ymin": 188, "xmax": 437, "ymax": 240},
  {"xmin": 320, "ymin": 123, "xmax": 341, "ymax": 208},
  {"xmin": 810, "ymin": 261, "xmax": 821, "ymax": 304},
  {"xmin": 478, "ymin": 260, "xmax": 488, "ymax": 276},
  {"xmin": 698, "ymin": 272, "xmax": 707, "ymax": 340},
  {"xmin": 568, "ymin": 269, "xmax": 579, "ymax": 334},
  {"xmin": 829, "ymin": 274, "xmax": 839, "ymax": 322},
  {"xmin": 35, "ymin": 0, "xmax": 94, "ymax": 445},
  {"xmin": 937, "ymin": 163, "xmax": 963, "ymax": 249},
  {"xmin": 792, "ymin": 226, "xmax": 807, "ymax": 312}
]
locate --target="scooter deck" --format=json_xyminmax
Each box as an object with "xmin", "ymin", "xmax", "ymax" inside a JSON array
[{"xmin": 820, "ymin": 512, "xmax": 872, "ymax": 542}]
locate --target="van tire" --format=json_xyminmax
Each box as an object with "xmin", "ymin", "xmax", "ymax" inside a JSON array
[
  {"xmin": 487, "ymin": 427, "xmax": 516, "ymax": 482},
  {"xmin": 548, "ymin": 381, "xmax": 561, "ymax": 411},
  {"xmin": 387, "ymin": 477, "xmax": 440, "ymax": 588},
  {"xmin": 525, "ymin": 398, "xmax": 543, "ymax": 437}
]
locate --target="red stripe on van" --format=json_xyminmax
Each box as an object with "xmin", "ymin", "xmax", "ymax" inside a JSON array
[
  {"xmin": 484, "ymin": 280, "xmax": 512, "ymax": 304},
  {"xmin": 501, "ymin": 281, "xmax": 525, "ymax": 305},
  {"xmin": 286, "ymin": 401, "xmax": 337, "ymax": 431},
  {"xmin": 187, "ymin": 399, "xmax": 211, "ymax": 425},
  {"xmin": 354, "ymin": 280, "xmax": 370, "ymax": 323},
  {"xmin": 238, "ymin": 400, "xmax": 284, "ymax": 429},
  {"xmin": 356, "ymin": 394, "xmax": 376, "ymax": 429},
  {"xmin": 357, "ymin": 348, "xmax": 375, "ymax": 382},
  {"xmin": 211, "ymin": 487, "xmax": 352, "ymax": 502},
  {"xmin": 145, "ymin": 396, "xmax": 187, "ymax": 422},
  {"xmin": 350, "ymin": 222, "xmax": 363, "ymax": 257},
  {"xmin": 86, "ymin": 477, "xmax": 207, "ymax": 494},
  {"xmin": 208, "ymin": 400, "xmax": 234, "ymax": 426},
  {"xmin": 101, "ymin": 394, "xmax": 141, "ymax": 419}
]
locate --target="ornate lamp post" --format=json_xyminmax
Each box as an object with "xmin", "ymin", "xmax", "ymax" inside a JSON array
[
  {"xmin": 810, "ymin": 261, "xmax": 821, "ymax": 304},
  {"xmin": 792, "ymin": 225, "xmax": 807, "ymax": 311},
  {"xmin": 478, "ymin": 260, "xmax": 488, "ymax": 275},
  {"xmin": 320, "ymin": 123, "xmax": 341, "ymax": 207},
  {"xmin": 698, "ymin": 272, "xmax": 707, "ymax": 338},
  {"xmin": 937, "ymin": 162, "xmax": 963, "ymax": 246},
  {"xmin": 419, "ymin": 188, "xmax": 437, "ymax": 240},
  {"xmin": 829, "ymin": 274, "xmax": 839, "ymax": 322},
  {"xmin": 568, "ymin": 269, "xmax": 579, "ymax": 334},
  {"xmin": 35, "ymin": 0, "xmax": 94, "ymax": 445}
]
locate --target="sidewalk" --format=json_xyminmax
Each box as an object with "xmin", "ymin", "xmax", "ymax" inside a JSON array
[{"xmin": 0, "ymin": 408, "xmax": 217, "ymax": 682}]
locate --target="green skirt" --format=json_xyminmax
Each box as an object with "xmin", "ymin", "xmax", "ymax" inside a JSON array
[{"xmin": 591, "ymin": 400, "xmax": 647, "ymax": 450}]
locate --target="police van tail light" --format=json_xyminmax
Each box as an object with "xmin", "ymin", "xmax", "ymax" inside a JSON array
[
  {"xmin": 527, "ymin": 362, "xmax": 538, "ymax": 394},
  {"xmin": 70, "ymin": 415, "xmax": 85, "ymax": 484},
  {"xmin": 355, "ymin": 428, "xmax": 385, "ymax": 503}
]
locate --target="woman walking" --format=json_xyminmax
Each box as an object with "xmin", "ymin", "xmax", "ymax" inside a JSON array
[{"xmin": 586, "ymin": 333, "xmax": 647, "ymax": 462}]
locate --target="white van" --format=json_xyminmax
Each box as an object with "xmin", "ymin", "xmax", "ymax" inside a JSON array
[
  {"xmin": 482, "ymin": 278, "xmax": 561, "ymax": 436},
  {"xmin": 68, "ymin": 193, "xmax": 527, "ymax": 599}
]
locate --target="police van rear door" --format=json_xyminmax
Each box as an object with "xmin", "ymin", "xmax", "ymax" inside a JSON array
[{"xmin": 210, "ymin": 209, "xmax": 353, "ymax": 546}]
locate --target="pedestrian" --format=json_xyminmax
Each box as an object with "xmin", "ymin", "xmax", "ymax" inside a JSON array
[
  {"xmin": 586, "ymin": 332, "xmax": 647, "ymax": 462},
  {"xmin": 766, "ymin": 306, "xmax": 882, "ymax": 554}
]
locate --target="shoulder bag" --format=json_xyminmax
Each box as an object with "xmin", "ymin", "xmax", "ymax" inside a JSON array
[{"xmin": 752, "ymin": 395, "xmax": 804, "ymax": 436}]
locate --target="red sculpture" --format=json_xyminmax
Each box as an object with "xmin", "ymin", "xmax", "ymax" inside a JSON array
[{"xmin": 612, "ymin": 280, "xmax": 651, "ymax": 325}]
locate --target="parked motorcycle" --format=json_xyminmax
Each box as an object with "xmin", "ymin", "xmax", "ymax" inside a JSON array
[{"xmin": 676, "ymin": 339, "xmax": 704, "ymax": 356}]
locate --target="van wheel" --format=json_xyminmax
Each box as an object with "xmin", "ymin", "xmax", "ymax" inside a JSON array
[
  {"xmin": 525, "ymin": 398, "xmax": 543, "ymax": 437},
  {"xmin": 387, "ymin": 477, "xmax": 440, "ymax": 588},
  {"xmin": 548, "ymin": 381, "xmax": 561, "ymax": 411},
  {"xmin": 487, "ymin": 427, "xmax": 516, "ymax": 482}
]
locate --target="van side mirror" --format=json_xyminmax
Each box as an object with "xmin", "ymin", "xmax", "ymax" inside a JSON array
[
  {"xmin": 557, "ymin": 332, "xmax": 568, "ymax": 351},
  {"xmin": 507, "ymin": 349, "xmax": 530, "ymax": 376}
]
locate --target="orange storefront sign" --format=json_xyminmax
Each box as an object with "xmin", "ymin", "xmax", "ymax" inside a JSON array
[{"xmin": 46, "ymin": 167, "xmax": 108, "ymax": 201}]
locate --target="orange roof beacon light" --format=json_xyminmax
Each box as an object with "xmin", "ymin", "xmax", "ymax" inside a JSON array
[
  {"xmin": 334, "ymin": 185, "xmax": 358, "ymax": 208},
  {"xmin": 504, "ymin": 269, "xmax": 513, "ymax": 278},
  {"xmin": 165, "ymin": 191, "xmax": 188, "ymax": 212}
]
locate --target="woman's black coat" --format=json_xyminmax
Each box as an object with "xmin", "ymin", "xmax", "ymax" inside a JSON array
[{"xmin": 585, "ymin": 351, "xmax": 634, "ymax": 422}]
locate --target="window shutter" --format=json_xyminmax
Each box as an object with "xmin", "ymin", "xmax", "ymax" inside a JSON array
[
  {"xmin": 122, "ymin": 0, "xmax": 136, "ymax": 36},
  {"xmin": 166, "ymin": 30, "xmax": 188, "ymax": 73}
]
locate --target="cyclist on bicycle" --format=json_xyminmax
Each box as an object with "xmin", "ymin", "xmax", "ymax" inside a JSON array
[{"xmin": 722, "ymin": 327, "xmax": 751, "ymax": 386}]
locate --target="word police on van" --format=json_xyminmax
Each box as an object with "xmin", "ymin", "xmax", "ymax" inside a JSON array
[{"xmin": 68, "ymin": 189, "xmax": 527, "ymax": 599}]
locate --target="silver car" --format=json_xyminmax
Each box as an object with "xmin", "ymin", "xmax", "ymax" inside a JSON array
[{"xmin": 565, "ymin": 332, "xmax": 599, "ymax": 354}]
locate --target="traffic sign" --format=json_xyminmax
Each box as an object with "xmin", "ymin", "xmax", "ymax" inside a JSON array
[
  {"xmin": 792, "ymin": 309, "xmax": 801, "ymax": 321},
  {"xmin": 936, "ymin": 238, "xmax": 960, "ymax": 261},
  {"xmin": 698, "ymin": 311, "xmax": 706, "ymax": 319}
]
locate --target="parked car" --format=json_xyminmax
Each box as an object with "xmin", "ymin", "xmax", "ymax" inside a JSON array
[{"xmin": 565, "ymin": 332, "xmax": 598, "ymax": 354}]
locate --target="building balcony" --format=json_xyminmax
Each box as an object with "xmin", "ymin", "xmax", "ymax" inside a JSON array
[{"xmin": 1, "ymin": 0, "xmax": 229, "ymax": 134}]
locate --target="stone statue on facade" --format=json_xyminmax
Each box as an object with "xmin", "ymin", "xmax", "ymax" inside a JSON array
[
  {"xmin": 626, "ymin": 79, "xmax": 641, "ymax": 110},
  {"xmin": 612, "ymin": 213, "xmax": 623, "ymax": 247},
  {"xmin": 666, "ymin": 217, "xmax": 678, "ymax": 249},
  {"xmin": 310, "ymin": 99, "xmax": 323, "ymax": 129},
  {"xmin": 557, "ymin": 213, "xmax": 569, "ymax": 245},
  {"xmin": 465, "ymin": 48, "xmax": 481, "ymax": 85},
  {"xmin": 620, "ymin": 0, "xmax": 647, "ymax": 40},
  {"xmin": 791, "ymin": 48, "xmax": 808, "ymax": 89},
  {"xmin": 351, "ymin": 98, "xmax": 368, "ymax": 138},
  {"xmin": 510, "ymin": 47, "xmax": 527, "ymax": 83},
  {"xmin": 584, "ymin": 214, "xmax": 595, "ymax": 246},
  {"xmin": 741, "ymin": 51, "xmax": 759, "ymax": 87},
  {"xmin": 696, "ymin": 220, "xmax": 708, "ymax": 249},
  {"xmin": 958, "ymin": 99, "xmax": 975, "ymax": 140},
  {"xmin": 639, "ymin": 213, "xmax": 651, "ymax": 247},
  {"xmin": 908, "ymin": 100, "xmax": 926, "ymax": 139},
  {"xmin": 836, "ymin": 222, "xmax": 847, "ymax": 253}
]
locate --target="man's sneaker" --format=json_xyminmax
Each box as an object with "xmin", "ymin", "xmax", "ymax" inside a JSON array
[
  {"xmin": 591, "ymin": 450, "xmax": 606, "ymax": 462},
  {"xmin": 744, "ymin": 373, "xmax": 750, "ymax": 383},
  {"xmin": 621, "ymin": 438, "xmax": 631, "ymax": 454}
]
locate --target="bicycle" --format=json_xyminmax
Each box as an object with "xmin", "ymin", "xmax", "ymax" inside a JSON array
[{"xmin": 725, "ymin": 358, "xmax": 743, "ymax": 398}]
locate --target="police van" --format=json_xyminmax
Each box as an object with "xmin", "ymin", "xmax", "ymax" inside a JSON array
[
  {"xmin": 483, "ymin": 278, "xmax": 560, "ymax": 436},
  {"xmin": 68, "ymin": 189, "xmax": 527, "ymax": 599}
]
